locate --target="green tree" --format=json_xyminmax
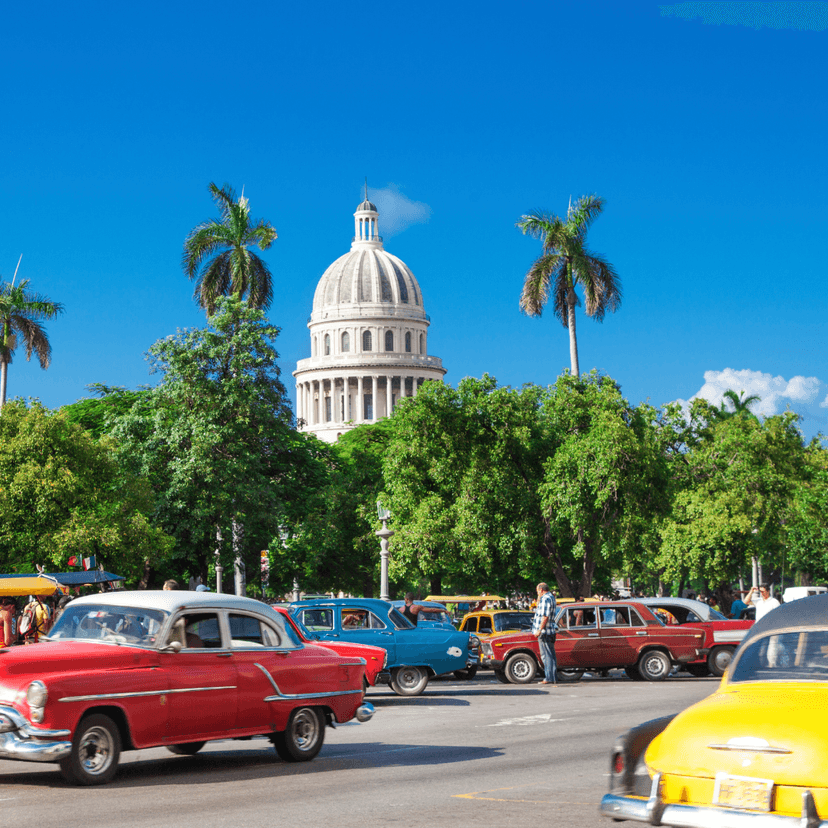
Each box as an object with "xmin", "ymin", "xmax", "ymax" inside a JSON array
[
  {"xmin": 0, "ymin": 400, "xmax": 173, "ymax": 580},
  {"xmin": 517, "ymin": 195, "xmax": 620, "ymax": 377},
  {"xmin": 111, "ymin": 298, "xmax": 326, "ymax": 591},
  {"xmin": 716, "ymin": 389, "xmax": 761, "ymax": 421},
  {"xmin": 0, "ymin": 260, "xmax": 64, "ymax": 408},
  {"xmin": 62, "ymin": 385, "xmax": 149, "ymax": 439},
  {"xmin": 182, "ymin": 183, "xmax": 278, "ymax": 314}
]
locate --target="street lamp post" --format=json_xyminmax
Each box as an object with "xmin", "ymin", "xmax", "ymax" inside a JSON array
[
  {"xmin": 214, "ymin": 528, "xmax": 224, "ymax": 594},
  {"xmin": 376, "ymin": 501, "xmax": 394, "ymax": 601}
]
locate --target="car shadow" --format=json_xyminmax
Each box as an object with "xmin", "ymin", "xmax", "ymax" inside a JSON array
[{"xmin": 0, "ymin": 741, "xmax": 502, "ymax": 789}]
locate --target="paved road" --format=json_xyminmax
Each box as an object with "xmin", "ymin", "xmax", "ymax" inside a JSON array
[{"xmin": 0, "ymin": 672, "xmax": 717, "ymax": 828}]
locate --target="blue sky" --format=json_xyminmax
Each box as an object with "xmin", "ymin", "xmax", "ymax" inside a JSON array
[{"xmin": 2, "ymin": 1, "xmax": 826, "ymax": 441}]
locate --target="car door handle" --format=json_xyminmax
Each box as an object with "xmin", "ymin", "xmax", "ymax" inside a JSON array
[
  {"xmin": 588, "ymin": 633, "xmax": 599, "ymax": 637},
  {"xmin": 217, "ymin": 652, "xmax": 233, "ymax": 657},
  {"xmin": 378, "ymin": 631, "xmax": 393, "ymax": 636},
  {"xmin": 636, "ymin": 631, "xmax": 648, "ymax": 635}
]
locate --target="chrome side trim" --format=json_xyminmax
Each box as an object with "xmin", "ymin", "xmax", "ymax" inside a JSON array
[
  {"xmin": 252, "ymin": 662, "xmax": 361, "ymax": 702},
  {"xmin": 59, "ymin": 686, "xmax": 236, "ymax": 703}
]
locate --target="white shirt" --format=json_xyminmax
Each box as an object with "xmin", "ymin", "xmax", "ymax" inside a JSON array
[{"xmin": 754, "ymin": 594, "xmax": 780, "ymax": 622}]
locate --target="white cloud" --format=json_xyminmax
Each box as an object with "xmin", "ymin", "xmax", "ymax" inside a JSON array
[
  {"xmin": 673, "ymin": 368, "xmax": 828, "ymax": 438},
  {"xmin": 660, "ymin": 2, "xmax": 828, "ymax": 31},
  {"xmin": 363, "ymin": 183, "xmax": 432, "ymax": 237}
]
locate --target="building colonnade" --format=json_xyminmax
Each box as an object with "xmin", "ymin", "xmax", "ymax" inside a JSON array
[{"xmin": 297, "ymin": 374, "xmax": 427, "ymax": 428}]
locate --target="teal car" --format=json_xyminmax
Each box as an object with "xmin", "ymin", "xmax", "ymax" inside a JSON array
[{"xmin": 289, "ymin": 598, "xmax": 479, "ymax": 696}]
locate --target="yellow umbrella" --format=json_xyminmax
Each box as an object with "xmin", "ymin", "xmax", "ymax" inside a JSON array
[{"xmin": 0, "ymin": 575, "xmax": 66, "ymax": 597}]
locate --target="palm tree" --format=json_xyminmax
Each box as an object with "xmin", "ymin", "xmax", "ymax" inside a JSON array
[
  {"xmin": 718, "ymin": 389, "xmax": 761, "ymax": 420},
  {"xmin": 182, "ymin": 183, "xmax": 278, "ymax": 315},
  {"xmin": 517, "ymin": 195, "xmax": 621, "ymax": 377},
  {"xmin": 0, "ymin": 258, "xmax": 64, "ymax": 408}
]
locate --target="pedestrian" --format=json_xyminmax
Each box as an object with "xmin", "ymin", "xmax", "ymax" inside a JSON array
[
  {"xmin": 401, "ymin": 593, "xmax": 422, "ymax": 626},
  {"xmin": 532, "ymin": 582, "xmax": 557, "ymax": 686},
  {"xmin": 163, "ymin": 579, "xmax": 179, "ymax": 591},
  {"xmin": 0, "ymin": 597, "xmax": 15, "ymax": 647},
  {"xmin": 729, "ymin": 590, "xmax": 748, "ymax": 619},
  {"xmin": 745, "ymin": 584, "xmax": 780, "ymax": 621}
]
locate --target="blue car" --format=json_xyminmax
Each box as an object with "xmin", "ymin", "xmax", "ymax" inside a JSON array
[
  {"xmin": 390, "ymin": 600, "xmax": 457, "ymax": 630},
  {"xmin": 289, "ymin": 598, "xmax": 479, "ymax": 696}
]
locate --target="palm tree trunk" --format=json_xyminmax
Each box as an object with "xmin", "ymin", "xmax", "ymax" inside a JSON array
[
  {"xmin": 567, "ymin": 291, "xmax": 579, "ymax": 378},
  {"xmin": 0, "ymin": 358, "xmax": 7, "ymax": 409}
]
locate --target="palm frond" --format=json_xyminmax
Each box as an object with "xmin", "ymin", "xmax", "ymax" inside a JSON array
[
  {"xmin": 208, "ymin": 183, "xmax": 238, "ymax": 222},
  {"xmin": 195, "ymin": 251, "xmax": 234, "ymax": 314},
  {"xmin": 11, "ymin": 314, "xmax": 52, "ymax": 368},
  {"xmin": 567, "ymin": 194, "xmax": 605, "ymax": 241},
  {"xmin": 245, "ymin": 254, "xmax": 274, "ymax": 310},
  {"xmin": 520, "ymin": 252, "xmax": 563, "ymax": 317},
  {"xmin": 553, "ymin": 262, "xmax": 579, "ymax": 328},
  {"xmin": 571, "ymin": 249, "xmax": 621, "ymax": 320}
]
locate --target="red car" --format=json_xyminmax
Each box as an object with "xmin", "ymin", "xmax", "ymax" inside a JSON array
[
  {"xmin": 636, "ymin": 597, "xmax": 753, "ymax": 677},
  {"xmin": 272, "ymin": 606, "xmax": 390, "ymax": 687},
  {"xmin": 479, "ymin": 600, "xmax": 704, "ymax": 683},
  {"xmin": 0, "ymin": 591, "xmax": 373, "ymax": 785}
]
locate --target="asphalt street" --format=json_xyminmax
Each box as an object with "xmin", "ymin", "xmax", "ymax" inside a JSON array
[{"xmin": 0, "ymin": 672, "xmax": 717, "ymax": 828}]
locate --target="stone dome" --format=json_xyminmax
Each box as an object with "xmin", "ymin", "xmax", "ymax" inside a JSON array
[
  {"xmin": 312, "ymin": 248, "xmax": 424, "ymax": 313},
  {"xmin": 356, "ymin": 198, "xmax": 377, "ymax": 212}
]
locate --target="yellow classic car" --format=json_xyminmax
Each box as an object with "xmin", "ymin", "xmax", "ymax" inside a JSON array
[{"xmin": 600, "ymin": 593, "xmax": 828, "ymax": 826}]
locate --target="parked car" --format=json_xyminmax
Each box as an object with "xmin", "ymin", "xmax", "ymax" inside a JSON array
[
  {"xmin": 635, "ymin": 597, "xmax": 753, "ymax": 677},
  {"xmin": 289, "ymin": 598, "xmax": 480, "ymax": 695},
  {"xmin": 389, "ymin": 600, "xmax": 456, "ymax": 630},
  {"xmin": 479, "ymin": 601, "xmax": 704, "ymax": 684},
  {"xmin": 271, "ymin": 606, "xmax": 390, "ymax": 687},
  {"xmin": 782, "ymin": 585, "xmax": 827, "ymax": 603},
  {"xmin": 459, "ymin": 609, "xmax": 534, "ymax": 638},
  {"xmin": 425, "ymin": 595, "xmax": 507, "ymax": 624},
  {"xmin": 600, "ymin": 594, "xmax": 828, "ymax": 825},
  {"xmin": 0, "ymin": 591, "xmax": 373, "ymax": 785}
]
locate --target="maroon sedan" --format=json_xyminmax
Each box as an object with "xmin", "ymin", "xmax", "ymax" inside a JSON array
[{"xmin": 480, "ymin": 600, "xmax": 704, "ymax": 683}]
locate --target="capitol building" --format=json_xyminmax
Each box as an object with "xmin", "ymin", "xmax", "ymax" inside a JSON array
[{"xmin": 294, "ymin": 195, "xmax": 445, "ymax": 442}]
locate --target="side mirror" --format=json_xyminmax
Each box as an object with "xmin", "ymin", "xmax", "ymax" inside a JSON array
[{"xmin": 159, "ymin": 640, "xmax": 183, "ymax": 654}]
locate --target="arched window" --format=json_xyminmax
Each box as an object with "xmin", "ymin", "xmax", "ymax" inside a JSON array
[
  {"xmin": 362, "ymin": 330, "xmax": 372, "ymax": 351},
  {"xmin": 419, "ymin": 333, "xmax": 424, "ymax": 354},
  {"xmin": 324, "ymin": 334, "xmax": 331, "ymax": 356},
  {"xmin": 405, "ymin": 332, "xmax": 411, "ymax": 353},
  {"xmin": 385, "ymin": 330, "xmax": 394, "ymax": 352},
  {"xmin": 341, "ymin": 331, "xmax": 350, "ymax": 352}
]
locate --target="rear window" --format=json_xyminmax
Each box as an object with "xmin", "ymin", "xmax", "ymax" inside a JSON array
[{"xmin": 731, "ymin": 630, "xmax": 828, "ymax": 683}]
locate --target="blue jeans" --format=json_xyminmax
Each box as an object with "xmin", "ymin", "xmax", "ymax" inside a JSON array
[{"xmin": 539, "ymin": 635, "xmax": 557, "ymax": 683}]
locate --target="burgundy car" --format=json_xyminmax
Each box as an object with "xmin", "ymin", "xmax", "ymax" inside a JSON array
[{"xmin": 480, "ymin": 600, "xmax": 704, "ymax": 683}]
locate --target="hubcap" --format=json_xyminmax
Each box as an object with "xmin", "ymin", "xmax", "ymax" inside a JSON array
[
  {"xmin": 511, "ymin": 659, "xmax": 531, "ymax": 679},
  {"xmin": 645, "ymin": 656, "xmax": 665, "ymax": 677},
  {"xmin": 292, "ymin": 709, "xmax": 319, "ymax": 751},
  {"xmin": 79, "ymin": 726, "xmax": 115, "ymax": 775},
  {"xmin": 398, "ymin": 668, "xmax": 422, "ymax": 689}
]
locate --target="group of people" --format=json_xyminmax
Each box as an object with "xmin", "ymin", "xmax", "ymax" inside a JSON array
[{"xmin": 0, "ymin": 592, "xmax": 74, "ymax": 647}]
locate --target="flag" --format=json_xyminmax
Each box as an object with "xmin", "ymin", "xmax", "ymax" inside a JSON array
[
  {"xmin": 67, "ymin": 556, "xmax": 80, "ymax": 567},
  {"xmin": 83, "ymin": 556, "xmax": 96, "ymax": 571}
]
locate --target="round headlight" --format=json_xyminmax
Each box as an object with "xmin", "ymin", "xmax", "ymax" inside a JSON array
[
  {"xmin": 470, "ymin": 634, "xmax": 481, "ymax": 648},
  {"xmin": 26, "ymin": 680, "xmax": 48, "ymax": 708}
]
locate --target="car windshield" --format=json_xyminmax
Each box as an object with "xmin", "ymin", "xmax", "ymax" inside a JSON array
[
  {"xmin": 730, "ymin": 629, "xmax": 828, "ymax": 683},
  {"xmin": 49, "ymin": 604, "xmax": 168, "ymax": 647},
  {"xmin": 494, "ymin": 613, "xmax": 533, "ymax": 632},
  {"xmin": 420, "ymin": 608, "xmax": 452, "ymax": 624}
]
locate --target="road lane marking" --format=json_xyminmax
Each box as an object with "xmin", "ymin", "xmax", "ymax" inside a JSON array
[
  {"xmin": 454, "ymin": 785, "xmax": 592, "ymax": 804},
  {"xmin": 483, "ymin": 713, "xmax": 571, "ymax": 727}
]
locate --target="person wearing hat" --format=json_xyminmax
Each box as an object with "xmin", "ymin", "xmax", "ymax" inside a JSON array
[{"xmin": 195, "ymin": 584, "xmax": 211, "ymax": 592}]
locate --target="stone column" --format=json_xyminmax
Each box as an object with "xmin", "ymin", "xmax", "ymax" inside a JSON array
[
  {"xmin": 357, "ymin": 376, "xmax": 364, "ymax": 422},
  {"xmin": 386, "ymin": 375, "xmax": 393, "ymax": 417},
  {"xmin": 370, "ymin": 375, "xmax": 378, "ymax": 420}
]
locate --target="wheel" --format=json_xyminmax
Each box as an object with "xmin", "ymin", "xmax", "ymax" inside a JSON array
[
  {"xmin": 557, "ymin": 668, "xmax": 584, "ymax": 683},
  {"xmin": 272, "ymin": 707, "xmax": 325, "ymax": 762},
  {"xmin": 59, "ymin": 713, "xmax": 121, "ymax": 785},
  {"xmin": 504, "ymin": 653, "xmax": 537, "ymax": 684},
  {"xmin": 167, "ymin": 741, "xmax": 206, "ymax": 756},
  {"xmin": 638, "ymin": 650, "xmax": 672, "ymax": 682},
  {"xmin": 707, "ymin": 646, "xmax": 735, "ymax": 677},
  {"xmin": 685, "ymin": 663, "xmax": 711, "ymax": 678},
  {"xmin": 453, "ymin": 666, "xmax": 478, "ymax": 680},
  {"xmin": 494, "ymin": 670, "xmax": 510, "ymax": 684},
  {"xmin": 390, "ymin": 666, "xmax": 429, "ymax": 696},
  {"xmin": 624, "ymin": 665, "xmax": 644, "ymax": 681}
]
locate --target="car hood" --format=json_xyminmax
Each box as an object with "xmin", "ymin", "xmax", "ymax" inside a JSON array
[
  {"xmin": 0, "ymin": 640, "xmax": 160, "ymax": 676},
  {"xmin": 647, "ymin": 683, "xmax": 828, "ymax": 787}
]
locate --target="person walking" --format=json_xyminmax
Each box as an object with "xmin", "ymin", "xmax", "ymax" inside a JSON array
[{"xmin": 532, "ymin": 582, "xmax": 557, "ymax": 686}]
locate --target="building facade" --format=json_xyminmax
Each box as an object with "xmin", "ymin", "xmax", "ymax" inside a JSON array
[{"xmin": 293, "ymin": 196, "xmax": 445, "ymax": 442}]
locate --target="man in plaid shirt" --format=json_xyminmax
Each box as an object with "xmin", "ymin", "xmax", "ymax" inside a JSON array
[{"xmin": 532, "ymin": 582, "xmax": 557, "ymax": 685}]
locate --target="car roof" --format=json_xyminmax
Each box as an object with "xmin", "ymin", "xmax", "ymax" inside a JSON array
[
  {"xmin": 69, "ymin": 589, "xmax": 275, "ymax": 615},
  {"xmin": 635, "ymin": 597, "xmax": 713, "ymax": 620},
  {"xmin": 390, "ymin": 600, "xmax": 449, "ymax": 609},
  {"xmin": 289, "ymin": 597, "xmax": 395, "ymax": 610},
  {"xmin": 741, "ymin": 593, "xmax": 828, "ymax": 649}
]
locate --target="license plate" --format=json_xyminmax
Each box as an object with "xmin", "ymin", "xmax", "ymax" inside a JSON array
[{"xmin": 713, "ymin": 773, "xmax": 774, "ymax": 811}]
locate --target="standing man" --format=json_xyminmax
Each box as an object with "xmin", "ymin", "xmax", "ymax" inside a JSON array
[
  {"xmin": 532, "ymin": 582, "xmax": 557, "ymax": 686},
  {"xmin": 745, "ymin": 583, "xmax": 780, "ymax": 621},
  {"xmin": 401, "ymin": 593, "xmax": 422, "ymax": 626}
]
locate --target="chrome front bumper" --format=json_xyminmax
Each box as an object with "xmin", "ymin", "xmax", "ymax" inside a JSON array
[
  {"xmin": 0, "ymin": 706, "xmax": 71, "ymax": 763},
  {"xmin": 600, "ymin": 775, "xmax": 826, "ymax": 827}
]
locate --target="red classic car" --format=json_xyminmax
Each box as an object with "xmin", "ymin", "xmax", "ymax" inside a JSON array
[
  {"xmin": 479, "ymin": 600, "xmax": 704, "ymax": 683},
  {"xmin": 0, "ymin": 591, "xmax": 373, "ymax": 785},
  {"xmin": 635, "ymin": 597, "xmax": 753, "ymax": 677},
  {"xmin": 272, "ymin": 605, "xmax": 390, "ymax": 687}
]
